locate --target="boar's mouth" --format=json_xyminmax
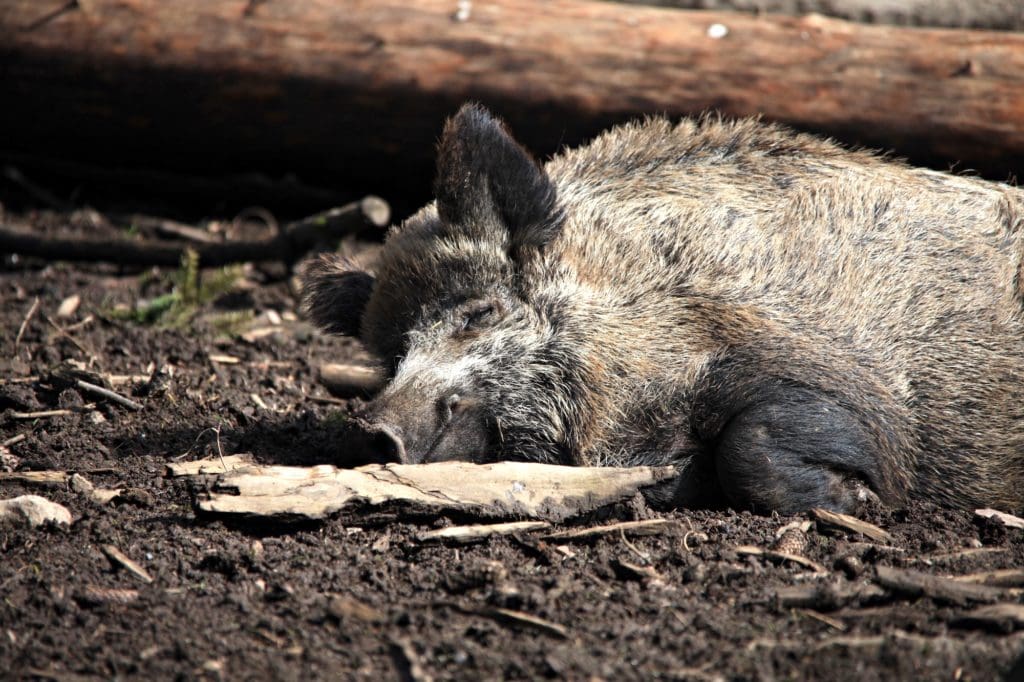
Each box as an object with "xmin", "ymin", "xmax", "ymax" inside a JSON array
[{"xmin": 351, "ymin": 393, "xmax": 492, "ymax": 465}]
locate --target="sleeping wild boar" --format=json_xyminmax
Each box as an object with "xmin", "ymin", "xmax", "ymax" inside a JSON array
[{"xmin": 300, "ymin": 104, "xmax": 1024, "ymax": 514}]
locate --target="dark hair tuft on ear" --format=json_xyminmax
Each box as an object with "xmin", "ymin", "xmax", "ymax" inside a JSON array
[
  {"xmin": 298, "ymin": 254, "xmax": 375, "ymax": 337},
  {"xmin": 434, "ymin": 103, "xmax": 560, "ymax": 248}
]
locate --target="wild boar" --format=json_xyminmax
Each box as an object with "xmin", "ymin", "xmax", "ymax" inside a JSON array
[{"xmin": 301, "ymin": 104, "xmax": 1024, "ymax": 514}]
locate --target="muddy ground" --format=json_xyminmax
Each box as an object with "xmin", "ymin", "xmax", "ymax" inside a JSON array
[{"xmin": 1, "ymin": 207, "xmax": 1024, "ymax": 682}]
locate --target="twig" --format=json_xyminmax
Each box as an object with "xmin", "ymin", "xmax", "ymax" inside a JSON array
[
  {"xmin": 483, "ymin": 607, "xmax": 569, "ymax": 639},
  {"xmin": 798, "ymin": 609, "xmax": 847, "ymax": 631},
  {"xmin": 542, "ymin": 518, "xmax": 683, "ymax": 541},
  {"xmin": 682, "ymin": 530, "xmax": 709, "ymax": 551},
  {"xmin": 417, "ymin": 520, "xmax": 551, "ymax": 543},
  {"xmin": 619, "ymin": 528, "xmax": 651, "ymax": 564},
  {"xmin": 9, "ymin": 408, "xmax": 89, "ymax": 419},
  {"xmin": 126, "ymin": 214, "xmax": 218, "ymax": 243},
  {"xmin": 2, "ymin": 434, "xmax": 27, "ymax": 447},
  {"xmin": 14, "ymin": 297, "xmax": 39, "ymax": 350},
  {"xmin": 73, "ymin": 378, "xmax": 143, "ymax": 411},
  {"xmin": 735, "ymin": 545, "xmax": 827, "ymax": 573},
  {"xmin": 809, "ymin": 508, "xmax": 894, "ymax": 544},
  {"xmin": 45, "ymin": 315, "xmax": 96, "ymax": 361},
  {"xmin": 101, "ymin": 544, "xmax": 154, "ymax": 584},
  {"xmin": 0, "ymin": 196, "xmax": 391, "ymax": 267}
]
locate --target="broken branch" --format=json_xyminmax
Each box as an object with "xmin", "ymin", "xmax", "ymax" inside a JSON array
[{"xmin": 0, "ymin": 196, "xmax": 390, "ymax": 267}]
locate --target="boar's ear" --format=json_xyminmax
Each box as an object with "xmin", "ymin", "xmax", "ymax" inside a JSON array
[
  {"xmin": 298, "ymin": 254, "xmax": 375, "ymax": 337},
  {"xmin": 434, "ymin": 103, "xmax": 559, "ymax": 250}
]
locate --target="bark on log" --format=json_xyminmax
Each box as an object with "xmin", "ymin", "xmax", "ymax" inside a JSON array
[
  {"xmin": 2, "ymin": 0, "xmax": 1023, "ymax": 196},
  {"xmin": 623, "ymin": 1, "xmax": 1024, "ymax": 32}
]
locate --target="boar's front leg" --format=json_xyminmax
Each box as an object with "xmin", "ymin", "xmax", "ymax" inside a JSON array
[{"xmin": 690, "ymin": 349, "xmax": 910, "ymax": 514}]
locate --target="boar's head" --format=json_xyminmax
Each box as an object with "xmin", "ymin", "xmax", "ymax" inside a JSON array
[{"xmin": 300, "ymin": 104, "xmax": 585, "ymax": 466}]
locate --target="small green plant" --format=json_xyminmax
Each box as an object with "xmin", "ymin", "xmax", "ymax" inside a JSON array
[{"xmin": 107, "ymin": 248, "xmax": 244, "ymax": 329}]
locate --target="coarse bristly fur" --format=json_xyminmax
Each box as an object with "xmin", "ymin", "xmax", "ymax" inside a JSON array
[{"xmin": 300, "ymin": 103, "xmax": 1024, "ymax": 515}]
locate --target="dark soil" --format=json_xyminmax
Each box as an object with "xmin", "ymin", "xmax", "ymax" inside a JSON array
[{"xmin": 2, "ymin": 210, "xmax": 1023, "ymax": 681}]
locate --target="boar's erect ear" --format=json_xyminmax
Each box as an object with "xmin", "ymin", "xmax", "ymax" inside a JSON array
[
  {"xmin": 434, "ymin": 103, "xmax": 559, "ymax": 249},
  {"xmin": 298, "ymin": 254, "xmax": 375, "ymax": 337}
]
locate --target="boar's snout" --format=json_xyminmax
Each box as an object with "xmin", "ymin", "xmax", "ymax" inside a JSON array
[{"xmin": 356, "ymin": 390, "xmax": 490, "ymax": 465}]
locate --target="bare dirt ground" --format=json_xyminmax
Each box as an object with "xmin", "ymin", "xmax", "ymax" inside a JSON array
[{"xmin": 2, "ymin": 208, "xmax": 1023, "ymax": 681}]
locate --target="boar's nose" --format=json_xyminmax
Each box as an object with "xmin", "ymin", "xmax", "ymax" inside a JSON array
[{"xmin": 365, "ymin": 423, "xmax": 407, "ymax": 464}]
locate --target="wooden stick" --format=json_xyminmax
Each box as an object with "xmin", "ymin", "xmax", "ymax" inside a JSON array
[
  {"xmin": 542, "ymin": 518, "xmax": 683, "ymax": 541},
  {"xmin": 9, "ymin": 408, "xmax": 88, "ymax": 420},
  {"xmin": 101, "ymin": 544, "xmax": 154, "ymax": 584},
  {"xmin": 14, "ymin": 297, "xmax": 39, "ymax": 350},
  {"xmin": 735, "ymin": 544, "xmax": 827, "ymax": 573},
  {"xmin": 417, "ymin": 520, "xmax": 551, "ymax": 543},
  {"xmin": 72, "ymin": 378, "xmax": 143, "ymax": 411},
  {"xmin": 810, "ymin": 508, "xmax": 894, "ymax": 544},
  {"xmin": 0, "ymin": 196, "xmax": 390, "ymax": 267}
]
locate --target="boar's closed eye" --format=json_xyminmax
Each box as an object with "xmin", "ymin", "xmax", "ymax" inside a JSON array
[{"xmin": 460, "ymin": 301, "xmax": 499, "ymax": 333}]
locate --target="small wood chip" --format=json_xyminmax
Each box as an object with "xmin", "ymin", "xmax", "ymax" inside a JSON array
[
  {"xmin": 953, "ymin": 603, "xmax": 1024, "ymax": 632},
  {"xmin": 69, "ymin": 472, "xmax": 94, "ymax": 494},
  {"xmin": 874, "ymin": 565, "xmax": 1004, "ymax": 606},
  {"xmin": 90, "ymin": 488, "xmax": 124, "ymax": 505},
  {"xmin": 56, "ymin": 294, "xmax": 81, "ymax": 318},
  {"xmin": 0, "ymin": 470, "xmax": 69, "ymax": 487},
  {"xmin": 78, "ymin": 586, "xmax": 139, "ymax": 606},
  {"xmin": 417, "ymin": 521, "xmax": 551, "ymax": 543},
  {"xmin": 542, "ymin": 518, "xmax": 683, "ymax": 541},
  {"xmin": 613, "ymin": 558, "xmax": 669, "ymax": 587},
  {"xmin": 735, "ymin": 545, "xmax": 827, "ymax": 573},
  {"xmin": 101, "ymin": 545, "xmax": 154, "ymax": 584},
  {"xmin": 209, "ymin": 354, "xmax": 241, "ymax": 364},
  {"xmin": 810, "ymin": 508, "xmax": 893, "ymax": 544},
  {"xmin": 165, "ymin": 453, "xmax": 255, "ymax": 476},
  {"xmin": 975, "ymin": 508, "xmax": 1024, "ymax": 530}
]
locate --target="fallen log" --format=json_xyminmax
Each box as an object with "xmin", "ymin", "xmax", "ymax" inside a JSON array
[
  {"xmin": 2, "ymin": 0, "xmax": 1023, "ymax": 195},
  {"xmin": 624, "ymin": 0, "xmax": 1024, "ymax": 31},
  {"xmin": 167, "ymin": 457, "xmax": 677, "ymax": 522}
]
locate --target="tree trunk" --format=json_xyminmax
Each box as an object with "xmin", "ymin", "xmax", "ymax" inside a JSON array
[{"xmin": 2, "ymin": 0, "xmax": 1022, "ymax": 198}]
